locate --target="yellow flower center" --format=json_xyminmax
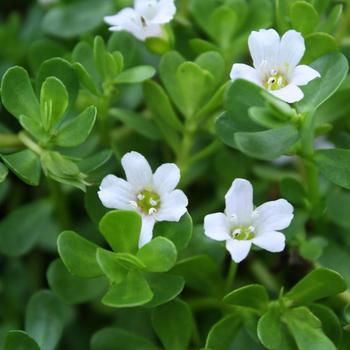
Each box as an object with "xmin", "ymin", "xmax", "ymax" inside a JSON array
[
  {"xmin": 136, "ymin": 190, "xmax": 160, "ymax": 215},
  {"xmin": 264, "ymin": 69, "xmax": 287, "ymax": 91},
  {"xmin": 231, "ymin": 226, "xmax": 255, "ymax": 240}
]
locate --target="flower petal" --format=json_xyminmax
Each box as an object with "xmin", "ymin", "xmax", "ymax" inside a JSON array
[
  {"xmin": 226, "ymin": 239, "xmax": 252, "ymax": 263},
  {"xmin": 204, "ymin": 213, "xmax": 230, "ymax": 241},
  {"xmin": 121, "ymin": 151, "xmax": 153, "ymax": 191},
  {"xmin": 225, "ymin": 179, "xmax": 253, "ymax": 226},
  {"xmin": 254, "ymin": 199, "xmax": 294, "ymax": 233},
  {"xmin": 104, "ymin": 8, "xmax": 136, "ymax": 26},
  {"xmin": 105, "ymin": 8, "xmax": 156, "ymax": 41},
  {"xmin": 153, "ymin": 163, "xmax": 180, "ymax": 195},
  {"xmin": 156, "ymin": 189, "xmax": 188, "ymax": 221},
  {"xmin": 98, "ymin": 175, "xmax": 135, "ymax": 210},
  {"xmin": 139, "ymin": 215, "xmax": 155, "ymax": 247},
  {"xmin": 248, "ymin": 29, "xmax": 280, "ymax": 70},
  {"xmin": 230, "ymin": 64, "xmax": 262, "ymax": 86},
  {"xmin": 278, "ymin": 30, "xmax": 305, "ymax": 72},
  {"xmin": 252, "ymin": 231, "xmax": 286, "ymax": 252},
  {"xmin": 135, "ymin": 0, "xmax": 175, "ymax": 23},
  {"xmin": 291, "ymin": 65, "xmax": 320, "ymax": 86},
  {"xmin": 270, "ymin": 84, "xmax": 304, "ymax": 103},
  {"xmin": 153, "ymin": 0, "xmax": 176, "ymax": 23}
]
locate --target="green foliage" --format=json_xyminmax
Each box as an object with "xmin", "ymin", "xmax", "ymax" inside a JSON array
[
  {"xmin": 152, "ymin": 300, "xmax": 193, "ymax": 350},
  {"xmin": 1, "ymin": 0, "xmax": 350, "ymax": 348}
]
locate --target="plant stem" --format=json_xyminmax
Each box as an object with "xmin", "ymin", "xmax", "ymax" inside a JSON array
[
  {"xmin": 300, "ymin": 111, "xmax": 320, "ymax": 212},
  {"xmin": 47, "ymin": 179, "xmax": 71, "ymax": 230},
  {"xmin": 225, "ymin": 261, "xmax": 237, "ymax": 294},
  {"xmin": 177, "ymin": 120, "xmax": 196, "ymax": 174},
  {"xmin": 188, "ymin": 297, "xmax": 230, "ymax": 312},
  {"xmin": 249, "ymin": 259, "xmax": 280, "ymax": 293},
  {"xmin": 0, "ymin": 133, "xmax": 23, "ymax": 149}
]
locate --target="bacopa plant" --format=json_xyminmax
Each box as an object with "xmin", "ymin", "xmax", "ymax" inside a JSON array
[{"xmin": 1, "ymin": 0, "xmax": 350, "ymax": 349}]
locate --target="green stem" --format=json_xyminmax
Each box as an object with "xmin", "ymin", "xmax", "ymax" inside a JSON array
[
  {"xmin": 18, "ymin": 132, "xmax": 43, "ymax": 155},
  {"xmin": 0, "ymin": 133, "xmax": 24, "ymax": 149},
  {"xmin": 177, "ymin": 120, "xmax": 196, "ymax": 175},
  {"xmin": 47, "ymin": 179, "xmax": 71, "ymax": 230},
  {"xmin": 300, "ymin": 111, "xmax": 320, "ymax": 212},
  {"xmin": 225, "ymin": 261, "xmax": 237, "ymax": 294},
  {"xmin": 189, "ymin": 140, "xmax": 221, "ymax": 166},
  {"xmin": 249, "ymin": 259, "xmax": 280, "ymax": 293},
  {"xmin": 188, "ymin": 297, "xmax": 230, "ymax": 312}
]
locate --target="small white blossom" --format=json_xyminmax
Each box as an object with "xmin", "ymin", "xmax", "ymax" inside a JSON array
[
  {"xmin": 104, "ymin": 0, "xmax": 176, "ymax": 41},
  {"xmin": 204, "ymin": 179, "xmax": 294, "ymax": 263},
  {"xmin": 98, "ymin": 151, "xmax": 188, "ymax": 247},
  {"xmin": 230, "ymin": 29, "xmax": 321, "ymax": 103}
]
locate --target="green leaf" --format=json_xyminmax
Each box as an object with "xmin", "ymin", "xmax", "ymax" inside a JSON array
[
  {"xmin": 109, "ymin": 108, "xmax": 161, "ymax": 141},
  {"xmin": 303, "ymin": 33, "xmax": 338, "ymax": 64},
  {"xmin": 101, "ymin": 270, "xmax": 153, "ymax": 308},
  {"xmin": 42, "ymin": 0, "xmax": 113, "ymax": 39},
  {"xmin": 284, "ymin": 268, "xmax": 347, "ymax": 305},
  {"xmin": 37, "ymin": 58, "xmax": 79, "ymax": 108},
  {"xmin": 111, "ymin": 252, "xmax": 146, "ymax": 270},
  {"xmin": 1, "ymin": 150, "xmax": 41, "ymax": 186},
  {"xmin": 73, "ymin": 62, "xmax": 100, "ymax": 95},
  {"xmin": 78, "ymin": 149, "xmax": 112, "ymax": 174},
  {"xmin": 175, "ymin": 62, "xmax": 215, "ymax": 118},
  {"xmin": 205, "ymin": 311, "xmax": 242, "ymax": 350},
  {"xmin": 0, "ymin": 162, "xmax": 8, "ymax": 183},
  {"xmin": 283, "ymin": 307, "xmax": 337, "ymax": 350},
  {"xmin": 19, "ymin": 116, "xmax": 48, "ymax": 142},
  {"xmin": 309, "ymin": 304, "xmax": 342, "ymax": 345},
  {"xmin": 137, "ymin": 237, "xmax": 177, "ymax": 272},
  {"xmin": 159, "ymin": 51, "xmax": 186, "ymax": 111},
  {"xmin": 114, "ymin": 66, "xmax": 155, "ymax": 84},
  {"xmin": 257, "ymin": 304, "xmax": 282, "ymax": 349},
  {"xmin": 99, "ymin": 210, "xmax": 142, "ymax": 254},
  {"xmin": 95, "ymin": 248, "xmax": 128, "ymax": 283},
  {"xmin": 224, "ymin": 284, "xmax": 269, "ymax": 312},
  {"xmin": 25, "ymin": 290, "xmax": 71, "ymax": 350},
  {"xmin": 91, "ymin": 327, "xmax": 159, "ymax": 350},
  {"xmin": 297, "ymin": 53, "xmax": 348, "ymax": 112},
  {"xmin": 0, "ymin": 199, "xmax": 52, "ymax": 257},
  {"xmin": 291, "ymin": 1, "xmax": 319, "ymax": 35},
  {"xmin": 235, "ymin": 125, "xmax": 299, "ymax": 160},
  {"xmin": 54, "ymin": 106, "xmax": 96, "ymax": 147},
  {"xmin": 172, "ymin": 255, "xmax": 223, "ymax": 296},
  {"xmin": 47, "ymin": 259, "xmax": 108, "ymax": 305},
  {"xmin": 152, "ymin": 300, "xmax": 192, "ymax": 350},
  {"xmin": 28, "ymin": 38, "xmax": 67, "ymax": 74},
  {"xmin": 249, "ymin": 107, "xmax": 285, "ymax": 128},
  {"xmin": 153, "ymin": 212, "xmax": 192, "ymax": 251},
  {"xmin": 3, "ymin": 331, "xmax": 40, "ymax": 350},
  {"xmin": 143, "ymin": 80, "xmax": 182, "ymax": 131},
  {"xmin": 144, "ymin": 273, "xmax": 185, "ymax": 307},
  {"xmin": 1, "ymin": 66, "xmax": 40, "ymax": 120},
  {"xmin": 142, "ymin": 80, "xmax": 181, "ymax": 152},
  {"xmin": 327, "ymin": 190, "xmax": 350, "ymax": 228},
  {"xmin": 57, "ymin": 230, "xmax": 103, "ymax": 278},
  {"xmin": 209, "ymin": 6, "xmax": 237, "ymax": 47},
  {"xmin": 220, "ymin": 79, "xmax": 265, "ymax": 135},
  {"xmin": 40, "ymin": 77, "xmax": 68, "ymax": 130},
  {"xmin": 314, "ymin": 148, "xmax": 350, "ymax": 190}
]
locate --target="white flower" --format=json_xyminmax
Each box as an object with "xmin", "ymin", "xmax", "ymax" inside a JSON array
[
  {"xmin": 104, "ymin": 0, "xmax": 176, "ymax": 41},
  {"xmin": 204, "ymin": 179, "xmax": 294, "ymax": 263},
  {"xmin": 98, "ymin": 151, "xmax": 188, "ymax": 247},
  {"xmin": 230, "ymin": 29, "xmax": 321, "ymax": 103}
]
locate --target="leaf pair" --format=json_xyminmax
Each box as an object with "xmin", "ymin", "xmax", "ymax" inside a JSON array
[
  {"xmin": 73, "ymin": 36, "xmax": 155, "ymax": 97},
  {"xmin": 57, "ymin": 210, "xmax": 189, "ymax": 308}
]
